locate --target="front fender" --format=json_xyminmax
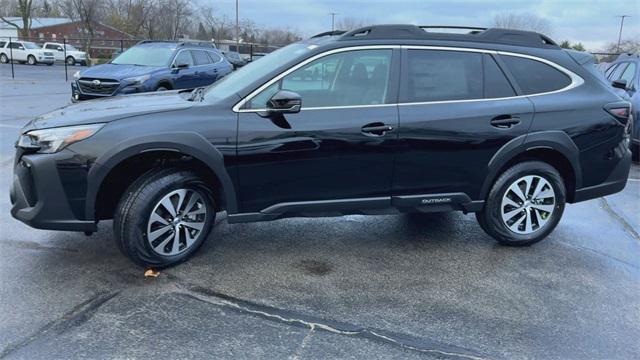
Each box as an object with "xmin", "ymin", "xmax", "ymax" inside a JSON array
[{"xmin": 85, "ymin": 131, "xmax": 238, "ymax": 219}]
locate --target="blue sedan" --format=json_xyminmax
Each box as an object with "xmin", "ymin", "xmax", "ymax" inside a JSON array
[{"xmin": 71, "ymin": 41, "xmax": 233, "ymax": 101}]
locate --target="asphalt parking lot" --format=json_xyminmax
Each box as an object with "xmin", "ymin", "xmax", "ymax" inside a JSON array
[{"xmin": 1, "ymin": 63, "xmax": 639, "ymax": 359}]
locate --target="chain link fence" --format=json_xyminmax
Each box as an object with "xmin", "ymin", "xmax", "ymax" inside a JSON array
[{"xmin": 0, "ymin": 36, "xmax": 284, "ymax": 81}]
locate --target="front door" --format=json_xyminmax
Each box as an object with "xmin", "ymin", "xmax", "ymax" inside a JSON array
[
  {"xmin": 9, "ymin": 42, "xmax": 26, "ymax": 61},
  {"xmin": 236, "ymin": 48, "xmax": 400, "ymax": 213},
  {"xmin": 171, "ymin": 50, "xmax": 198, "ymax": 89},
  {"xmin": 393, "ymin": 48, "xmax": 534, "ymax": 201}
]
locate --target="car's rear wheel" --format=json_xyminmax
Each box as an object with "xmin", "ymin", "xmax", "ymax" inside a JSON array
[
  {"xmin": 27, "ymin": 55, "xmax": 36, "ymax": 65},
  {"xmin": 66, "ymin": 56, "xmax": 75, "ymax": 65},
  {"xmin": 114, "ymin": 168, "xmax": 216, "ymax": 268},
  {"xmin": 0, "ymin": 54, "xmax": 8, "ymax": 63},
  {"xmin": 476, "ymin": 161, "xmax": 565, "ymax": 246}
]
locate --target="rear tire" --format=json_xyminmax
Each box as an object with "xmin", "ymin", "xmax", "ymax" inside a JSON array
[
  {"xmin": 476, "ymin": 161, "xmax": 565, "ymax": 246},
  {"xmin": 0, "ymin": 54, "xmax": 8, "ymax": 63},
  {"xmin": 113, "ymin": 168, "xmax": 216, "ymax": 268}
]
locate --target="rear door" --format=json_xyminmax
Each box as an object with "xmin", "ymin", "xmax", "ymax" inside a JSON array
[
  {"xmin": 236, "ymin": 47, "xmax": 400, "ymax": 213},
  {"xmin": 191, "ymin": 49, "xmax": 218, "ymax": 86},
  {"xmin": 393, "ymin": 48, "xmax": 534, "ymax": 202}
]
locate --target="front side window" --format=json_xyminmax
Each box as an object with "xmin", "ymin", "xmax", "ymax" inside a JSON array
[
  {"xmin": 404, "ymin": 50, "xmax": 483, "ymax": 102},
  {"xmin": 9, "ymin": 42, "xmax": 22, "ymax": 49},
  {"xmin": 173, "ymin": 50, "xmax": 194, "ymax": 67},
  {"xmin": 247, "ymin": 49, "xmax": 392, "ymax": 109},
  {"xmin": 502, "ymin": 55, "xmax": 571, "ymax": 95}
]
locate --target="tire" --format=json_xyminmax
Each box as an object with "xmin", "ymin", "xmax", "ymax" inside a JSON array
[
  {"xmin": 156, "ymin": 85, "xmax": 169, "ymax": 91},
  {"xmin": 66, "ymin": 56, "xmax": 75, "ymax": 66},
  {"xmin": 113, "ymin": 168, "xmax": 216, "ymax": 268},
  {"xmin": 0, "ymin": 54, "xmax": 7, "ymax": 64},
  {"xmin": 476, "ymin": 161, "xmax": 566, "ymax": 246},
  {"xmin": 27, "ymin": 55, "xmax": 36, "ymax": 65}
]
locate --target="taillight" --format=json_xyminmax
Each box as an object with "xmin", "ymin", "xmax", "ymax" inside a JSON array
[{"xmin": 604, "ymin": 102, "xmax": 631, "ymax": 126}]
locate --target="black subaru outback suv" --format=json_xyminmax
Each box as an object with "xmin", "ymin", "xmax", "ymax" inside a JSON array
[{"xmin": 11, "ymin": 25, "xmax": 633, "ymax": 267}]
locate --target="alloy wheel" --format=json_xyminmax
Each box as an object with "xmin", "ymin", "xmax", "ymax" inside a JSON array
[
  {"xmin": 146, "ymin": 188, "xmax": 208, "ymax": 256},
  {"xmin": 500, "ymin": 175, "xmax": 556, "ymax": 235}
]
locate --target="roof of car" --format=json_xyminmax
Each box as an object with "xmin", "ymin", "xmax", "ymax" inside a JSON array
[
  {"xmin": 315, "ymin": 24, "xmax": 559, "ymax": 49},
  {"xmin": 614, "ymin": 53, "xmax": 640, "ymax": 62},
  {"xmin": 135, "ymin": 40, "xmax": 217, "ymax": 49}
]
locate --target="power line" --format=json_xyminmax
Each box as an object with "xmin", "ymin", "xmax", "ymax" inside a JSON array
[{"xmin": 615, "ymin": 15, "xmax": 631, "ymax": 53}]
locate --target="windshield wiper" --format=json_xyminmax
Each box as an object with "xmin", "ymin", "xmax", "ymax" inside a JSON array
[{"xmin": 189, "ymin": 87, "xmax": 206, "ymax": 101}]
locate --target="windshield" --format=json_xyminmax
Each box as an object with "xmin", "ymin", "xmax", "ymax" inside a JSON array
[
  {"xmin": 65, "ymin": 44, "xmax": 78, "ymax": 51},
  {"xmin": 112, "ymin": 45, "xmax": 175, "ymax": 66},
  {"xmin": 23, "ymin": 42, "xmax": 40, "ymax": 49},
  {"xmin": 204, "ymin": 43, "xmax": 313, "ymax": 102}
]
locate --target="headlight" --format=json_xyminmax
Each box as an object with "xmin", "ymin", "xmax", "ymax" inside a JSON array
[
  {"xmin": 123, "ymin": 74, "xmax": 151, "ymax": 85},
  {"xmin": 73, "ymin": 70, "xmax": 81, "ymax": 80},
  {"xmin": 18, "ymin": 124, "xmax": 104, "ymax": 153}
]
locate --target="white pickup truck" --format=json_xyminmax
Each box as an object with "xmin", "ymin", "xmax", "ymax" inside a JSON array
[
  {"xmin": 0, "ymin": 40, "xmax": 54, "ymax": 65},
  {"xmin": 42, "ymin": 42, "xmax": 89, "ymax": 66}
]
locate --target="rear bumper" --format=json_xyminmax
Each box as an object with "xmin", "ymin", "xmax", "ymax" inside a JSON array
[
  {"xmin": 10, "ymin": 151, "xmax": 97, "ymax": 232},
  {"xmin": 573, "ymin": 145, "xmax": 632, "ymax": 202}
]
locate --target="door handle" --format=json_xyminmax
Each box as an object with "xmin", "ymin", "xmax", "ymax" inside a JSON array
[
  {"xmin": 361, "ymin": 122, "xmax": 394, "ymax": 136},
  {"xmin": 490, "ymin": 115, "xmax": 521, "ymax": 129}
]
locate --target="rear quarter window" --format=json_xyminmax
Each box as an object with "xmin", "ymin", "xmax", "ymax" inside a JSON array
[{"xmin": 502, "ymin": 55, "xmax": 571, "ymax": 95}]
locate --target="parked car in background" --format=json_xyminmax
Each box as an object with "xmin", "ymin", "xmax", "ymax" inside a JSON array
[
  {"xmin": 222, "ymin": 51, "xmax": 247, "ymax": 69},
  {"xmin": 0, "ymin": 40, "xmax": 54, "ymax": 65},
  {"xmin": 42, "ymin": 42, "xmax": 89, "ymax": 66},
  {"xmin": 604, "ymin": 53, "xmax": 639, "ymax": 161},
  {"xmin": 70, "ymin": 40, "xmax": 233, "ymax": 101},
  {"xmin": 11, "ymin": 25, "xmax": 632, "ymax": 267}
]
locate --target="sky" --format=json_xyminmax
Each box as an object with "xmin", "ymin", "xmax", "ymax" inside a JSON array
[{"xmin": 202, "ymin": 0, "xmax": 639, "ymax": 51}]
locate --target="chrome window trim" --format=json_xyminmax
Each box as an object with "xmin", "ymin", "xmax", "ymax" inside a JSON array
[{"xmin": 233, "ymin": 45, "xmax": 584, "ymax": 113}]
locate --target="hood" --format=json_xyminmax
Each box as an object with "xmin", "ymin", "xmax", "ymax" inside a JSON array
[
  {"xmin": 77, "ymin": 63, "xmax": 165, "ymax": 80},
  {"xmin": 24, "ymin": 91, "xmax": 194, "ymax": 132}
]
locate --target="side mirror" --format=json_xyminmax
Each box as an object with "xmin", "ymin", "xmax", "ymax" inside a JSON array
[
  {"xmin": 612, "ymin": 79, "xmax": 628, "ymax": 90},
  {"xmin": 176, "ymin": 63, "xmax": 189, "ymax": 69},
  {"xmin": 267, "ymin": 90, "xmax": 301, "ymax": 114},
  {"xmin": 57, "ymin": 47, "xmax": 63, "ymax": 52}
]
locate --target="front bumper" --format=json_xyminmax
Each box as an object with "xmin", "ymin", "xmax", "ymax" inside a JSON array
[{"xmin": 10, "ymin": 150, "xmax": 97, "ymax": 232}]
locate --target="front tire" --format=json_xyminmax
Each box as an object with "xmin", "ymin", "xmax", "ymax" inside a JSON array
[
  {"xmin": 27, "ymin": 55, "xmax": 36, "ymax": 65},
  {"xmin": 476, "ymin": 161, "xmax": 566, "ymax": 246},
  {"xmin": 114, "ymin": 168, "xmax": 216, "ymax": 268},
  {"xmin": 66, "ymin": 56, "xmax": 75, "ymax": 66}
]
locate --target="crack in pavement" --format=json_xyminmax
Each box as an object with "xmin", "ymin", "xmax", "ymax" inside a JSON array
[
  {"xmin": 178, "ymin": 284, "xmax": 490, "ymax": 360},
  {"xmin": 0, "ymin": 291, "xmax": 120, "ymax": 359},
  {"xmin": 600, "ymin": 198, "xmax": 640, "ymax": 241},
  {"xmin": 289, "ymin": 328, "xmax": 315, "ymax": 360}
]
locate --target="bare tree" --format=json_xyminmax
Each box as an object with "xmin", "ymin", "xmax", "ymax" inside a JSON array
[
  {"xmin": 492, "ymin": 12, "xmax": 552, "ymax": 36},
  {"xmin": 335, "ymin": 16, "xmax": 369, "ymax": 31},
  {"xmin": 0, "ymin": 0, "xmax": 35, "ymax": 38}
]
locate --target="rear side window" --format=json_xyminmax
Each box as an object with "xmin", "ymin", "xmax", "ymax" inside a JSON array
[
  {"xmin": 405, "ymin": 50, "xmax": 482, "ymax": 102},
  {"xmin": 207, "ymin": 51, "xmax": 222, "ymax": 63},
  {"xmin": 0, "ymin": 41, "xmax": 5, "ymax": 48},
  {"xmin": 483, "ymin": 54, "xmax": 516, "ymax": 98},
  {"xmin": 502, "ymin": 55, "xmax": 571, "ymax": 94},
  {"xmin": 619, "ymin": 63, "xmax": 636, "ymax": 83},
  {"xmin": 192, "ymin": 50, "xmax": 211, "ymax": 65}
]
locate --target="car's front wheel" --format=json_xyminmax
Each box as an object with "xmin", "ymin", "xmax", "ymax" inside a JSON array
[
  {"xmin": 27, "ymin": 55, "xmax": 36, "ymax": 65},
  {"xmin": 476, "ymin": 161, "xmax": 566, "ymax": 246},
  {"xmin": 114, "ymin": 168, "xmax": 216, "ymax": 268},
  {"xmin": 66, "ymin": 56, "xmax": 75, "ymax": 65}
]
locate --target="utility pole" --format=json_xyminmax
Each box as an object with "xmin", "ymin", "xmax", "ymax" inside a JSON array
[
  {"xmin": 236, "ymin": 0, "xmax": 240, "ymax": 53},
  {"xmin": 329, "ymin": 12, "xmax": 338, "ymax": 32},
  {"xmin": 616, "ymin": 15, "xmax": 630, "ymax": 53}
]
